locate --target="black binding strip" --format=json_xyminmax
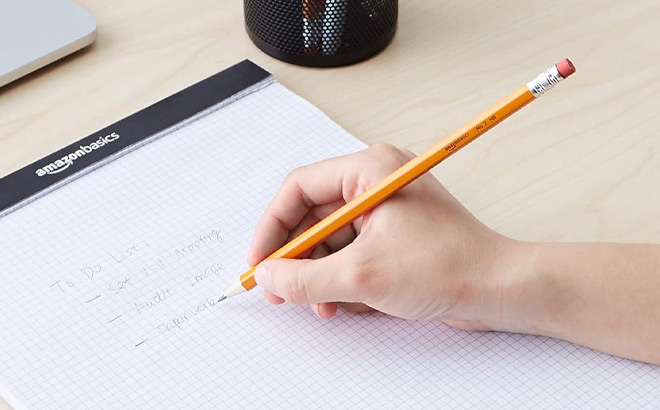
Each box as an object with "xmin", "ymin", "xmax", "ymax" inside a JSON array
[{"xmin": 0, "ymin": 60, "xmax": 270, "ymax": 214}]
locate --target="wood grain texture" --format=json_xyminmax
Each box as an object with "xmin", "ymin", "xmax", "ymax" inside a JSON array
[{"xmin": 1, "ymin": 1, "xmax": 659, "ymax": 408}]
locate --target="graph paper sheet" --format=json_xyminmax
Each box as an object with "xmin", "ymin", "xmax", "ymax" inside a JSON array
[{"xmin": 0, "ymin": 62, "xmax": 659, "ymax": 410}]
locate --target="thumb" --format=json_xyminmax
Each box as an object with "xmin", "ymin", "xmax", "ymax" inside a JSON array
[{"xmin": 253, "ymin": 250, "xmax": 358, "ymax": 305}]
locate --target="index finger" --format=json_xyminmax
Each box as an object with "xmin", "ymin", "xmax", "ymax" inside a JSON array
[{"xmin": 247, "ymin": 151, "xmax": 362, "ymax": 266}]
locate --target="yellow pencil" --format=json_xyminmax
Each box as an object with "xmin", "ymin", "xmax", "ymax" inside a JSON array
[{"xmin": 219, "ymin": 59, "xmax": 576, "ymax": 301}]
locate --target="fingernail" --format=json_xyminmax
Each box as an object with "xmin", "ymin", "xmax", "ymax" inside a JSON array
[{"xmin": 254, "ymin": 264, "xmax": 273, "ymax": 292}]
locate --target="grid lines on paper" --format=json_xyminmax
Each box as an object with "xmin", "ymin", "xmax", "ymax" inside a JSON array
[{"xmin": 0, "ymin": 82, "xmax": 658, "ymax": 410}]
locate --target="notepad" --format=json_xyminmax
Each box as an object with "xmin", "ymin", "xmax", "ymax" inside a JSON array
[{"xmin": 0, "ymin": 61, "xmax": 658, "ymax": 410}]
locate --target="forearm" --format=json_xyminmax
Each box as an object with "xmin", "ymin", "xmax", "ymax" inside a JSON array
[{"xmin": 503, "ymin": 242, "xmax": 660, "ymax": 365}]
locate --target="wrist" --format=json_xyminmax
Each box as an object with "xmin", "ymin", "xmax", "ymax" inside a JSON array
[
  {"xmin": 434, "ymin": 229, "xmax": 567, "ymax": 337},
  {"xmin": 445, "ymin": 234, "xmax": 537, "ymax": 332},
  {"xmin": 486, "ymin": 240, "xmax": 565, "ymax": 337}
]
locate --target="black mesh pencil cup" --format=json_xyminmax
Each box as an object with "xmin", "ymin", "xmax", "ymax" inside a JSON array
[{"xmin": 244, "ymin": 0, "xmax": 398, "ymax": 67}]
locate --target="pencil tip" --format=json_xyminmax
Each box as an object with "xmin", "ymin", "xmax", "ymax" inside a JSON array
[{"xmin": 218, "ymin": 295, "xmax": 227, "ymax": 303}]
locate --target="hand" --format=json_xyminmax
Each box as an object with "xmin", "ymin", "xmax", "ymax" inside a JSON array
[
  {"xmin": 247, "ymin": 143, "xmax": 660, "ymax": 364},
  {"xmin": 247, "ymin": 143, "xmax": 516, "ymax": 330}
]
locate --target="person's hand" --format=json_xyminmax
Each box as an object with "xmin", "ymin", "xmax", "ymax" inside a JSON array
[
  {"xmin": 246, "ymin": 143, "xmax": 660, "ymax": 364},
  {"xmin": 247, "ymin": 144, "xmax": 518, "ymax": 330}
]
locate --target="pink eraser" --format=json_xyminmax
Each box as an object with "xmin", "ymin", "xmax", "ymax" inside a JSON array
[{"xmin": 556, "ymin": 58, "xmax": 576, "ymax": 78}]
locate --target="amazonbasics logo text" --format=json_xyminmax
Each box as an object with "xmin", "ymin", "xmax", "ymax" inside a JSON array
[{"xmin": 35, "ymin": 132, "xmax": 120, "ymax": 177}]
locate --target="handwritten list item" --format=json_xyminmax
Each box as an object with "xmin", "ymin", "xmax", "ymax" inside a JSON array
[{"xmin": 1, "ymin": 81, "xmax": 659, "ymax": 410}]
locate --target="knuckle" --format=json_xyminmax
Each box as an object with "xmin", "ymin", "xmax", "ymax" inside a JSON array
[
  {"xmin": 367, "ymin": 143, "xmax": 408, "ymax": 169},
  {"xmin": 281, "ymin": 274, "xmax": 308, "ymax": 305},
  {"xmin": 283, "ymin": 167, "xmax": 315, "ymax": 208},
  {"xmin": 369, "ymin": 142, "xmax": 399, "ymax": 157},
  {"xmin": 283, "ymin": 167, "xmax": 302, "ymax": 186},
  {"xmin": 345, "ymin": 262, "xmax": 379, "ymax": 300},
  {"xmin": 401, "ymin": 148, "xmax": 416, "ymax": 160},
  {"xmin": 341, "ymin": 248, "xmax": 392, "ymax": 303}
]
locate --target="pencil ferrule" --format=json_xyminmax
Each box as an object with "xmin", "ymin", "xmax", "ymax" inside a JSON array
[{"xmin": 527, "ymin": 65, "xmax": 564, "ymax": 97}]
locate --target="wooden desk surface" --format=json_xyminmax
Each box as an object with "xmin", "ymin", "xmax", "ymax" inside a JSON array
[{"xmin": 1, "ymin": 0, "xmax": 659, "ymax": 408}]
